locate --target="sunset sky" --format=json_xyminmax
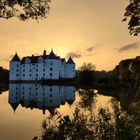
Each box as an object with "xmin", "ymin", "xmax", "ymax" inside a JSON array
[{"xmin": 0, "ymin": 0, "xmax": 139, "ymax": 70}]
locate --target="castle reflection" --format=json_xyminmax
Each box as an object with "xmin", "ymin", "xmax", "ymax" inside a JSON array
[{"xmin": 9, "ymin": 84, "xmax": 76, "ymax": 115}]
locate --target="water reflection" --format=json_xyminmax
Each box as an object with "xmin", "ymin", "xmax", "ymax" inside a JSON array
[{"xmin": 9, "ymin": 84, "xmax": 75, "ymax": 115}]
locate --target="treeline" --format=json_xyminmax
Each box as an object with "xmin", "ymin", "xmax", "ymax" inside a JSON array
[
  {"xmin": 76, "ymin": 63, "xmax": 120, "ymax": 88},
  {"xmin": 77, "ymin": 56, "xmax": 140, "ymax": 88},
  {"xmin": 0, "ymin": 66, "xmax": 9, "ymax": 84}
]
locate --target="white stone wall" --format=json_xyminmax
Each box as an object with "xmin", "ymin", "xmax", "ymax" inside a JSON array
[
  {"xmin": 45, "ymin": 59, "xmax": 60, "ymax": 80},
  {"xmin": 66, "ymin": 64, "xmax": 76, "ymax": 78},
  {"xmin": 10, "ymin": 62, "xmax": 21, "ymax": 80},
  {"xmin": 60, "ymin": 61, "xmax": 66, "ymax": 78}
]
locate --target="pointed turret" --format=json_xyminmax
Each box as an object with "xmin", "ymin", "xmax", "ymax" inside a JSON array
[
  {"xmin": 10, "ymin": 53, "xmax": 20, "ymax": 62},
  {"xmin": 67, "ymin": 57, "xmax": 75, "ymax": 64}
]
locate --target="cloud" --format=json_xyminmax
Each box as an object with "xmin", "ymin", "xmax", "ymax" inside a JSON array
[
  {"xmin": 66, "ymin": 52, "xmax": 82, "ymax": 59},
  {"xmin": 86, "ymin": 46, "xmax": 94, "ymax": 52},
  {"xmin": 119, "ymin": 42, "xmax": 140, "ymax": 52}
]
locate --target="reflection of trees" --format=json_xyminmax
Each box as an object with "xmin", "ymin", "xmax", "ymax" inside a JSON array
[
  {"xmin": 78, "ymin": 88, "xmax": 96, "ymax": 111},
  {"xmin": 98, "ymin": 86, "xmax": 140, "ymax": 118},
  {"xmin": 0, "ymin": 84, "xmax": 8, "ymax": 95},
  {"xmin": 34, "ymin": 98, "xmax": 140, "ymax": 140}
]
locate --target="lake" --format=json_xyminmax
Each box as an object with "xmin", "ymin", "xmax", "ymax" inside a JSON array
[{"xmin": 0, "ymin": 84, "xmax": 138, "ymax": 140}]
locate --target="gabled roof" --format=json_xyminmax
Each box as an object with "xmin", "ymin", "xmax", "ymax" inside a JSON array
[
  {"xmin": 20, "ymin": 51, "xmax": 65, "ymax": 64},
  {"xmin": 11, "ymin": 53, "xmax": 20, "ymax": 62},
  {"xmin": 61, "ymin": 58, "xmax": 66, "ymax": 63},
  {"xmin": 47, "ymin": 50, "xmax": 59, "ymax": 59},
  {"xmin": 67, "ymin": 57, "xmax": 75, "ymax": 64}
]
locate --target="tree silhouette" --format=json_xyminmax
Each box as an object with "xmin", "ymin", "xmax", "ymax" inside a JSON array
[
  {"xmin": 123, "ymin": 0, "xmax": 140, "ymax": 36},
  {"xmin": 0, "ymin": 0, "xmax": 51, "ymax": 21}
]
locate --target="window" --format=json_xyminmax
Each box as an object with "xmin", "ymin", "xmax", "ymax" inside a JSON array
[
  {"xmin": 16, "ymin": 69, "xmax": 19, "ymax": 72},
  {"xmin": 50, "ymin": 73, "xmax": 52, "ymax": 77},
  {"xmin": 43, "ymin": 69, "xmax": 45, "ymax": 72},
  {"xmin": 36, "ymin": 69, "xmax": 38, "ymax": 72},
  {"xmin": 23, "ymin": 69, "xmax": 25, "ymax": 72},
  {"xmin": 50, "ymin": 68, "xmax": 52, "ymax": 71},
  {"xmin": 43, "ymin": 74, "xmax": 45, "ymax": 76},
  {"xmin": 17, "ymin": 64, "xmax": 19, "ymax": 67},
  {"xmin": 29, "ymin": 69, "xmax": 31, "ymax": 72},
  {"xmin": 23, "ymin": 64, "xmax": 25, "ymax": 67},
  {"xmin": 50, "ymin": 62, "xmax": 53, "ymax": 65},
  {"xmin": 16, "ymin": 74, "xmax": 19, "ymax": 77},
  {"xmin": 36, "ymin": 74, "xmax": 38, "ymax": 77},
  {"xmin": 23, "ymin": 74, "xmax": 25, "ymax": 77},
  {"xmin": 29, "ymin": 74, "xmax": 31, "ymax": 77},
  {"xmin": 50, "ymin": 88, "xmax": 52, "ymax": 92},
  {"xmin": 50, "ymin": 94, "xmax": 52, "ymax": 97}
]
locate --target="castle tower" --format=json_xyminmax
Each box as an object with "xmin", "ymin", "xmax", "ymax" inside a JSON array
[
  {"xmin": 9, "ymin": 53, "xmax": 21, "ymax": 81},
  {"xmin": 66, "ymin": 57, "xmax": 76, "ymax": 78}
]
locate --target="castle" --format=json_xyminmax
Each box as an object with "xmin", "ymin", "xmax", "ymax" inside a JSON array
[{"xmin": 9, "ymin": 50, "xmax": 76, "ymax": 81}]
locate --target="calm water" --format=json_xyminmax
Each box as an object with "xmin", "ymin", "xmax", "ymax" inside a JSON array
[{"xmin": 0, "ymin": 84, "xmax": 114, "ymax": 140}]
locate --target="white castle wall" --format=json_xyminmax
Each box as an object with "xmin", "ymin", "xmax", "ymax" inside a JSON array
[
  {"xmin": 66, "ymin": 64, "xmax": 75, "ymax": 78},
  {"xmin": 9, "ymin": 61, "xmax": 21, "ymax": 81},
  {"xmin": 10, "ymin": 52, "xmax": 76, "ymax": 81}
]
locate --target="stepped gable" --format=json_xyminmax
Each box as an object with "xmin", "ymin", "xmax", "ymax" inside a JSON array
[
  {"xmin": 67, "ymin": 57, "xmax": 75, "ymax": 64},
  {"xmin": 11, "ymin": 53, "xmax": 20, "ymax": 62}
]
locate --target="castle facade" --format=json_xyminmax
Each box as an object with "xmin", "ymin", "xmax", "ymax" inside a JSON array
[{"xmin": 9, "ymin": 50, "xmax": 76, "ymax": 81}]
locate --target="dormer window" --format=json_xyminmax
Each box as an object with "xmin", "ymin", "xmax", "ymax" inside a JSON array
[
  {"xmin": 25, "ymin": 57, "xmax": 31, "ymax": 64},
  {"xmin": 38, "ymin": 57, "xmax": 44, "ymax": 63}
]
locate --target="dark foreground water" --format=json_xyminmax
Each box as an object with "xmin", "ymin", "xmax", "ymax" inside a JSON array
[{"xmin": 0, "ymin": 84, "xmax": 132, "ymax": 140}]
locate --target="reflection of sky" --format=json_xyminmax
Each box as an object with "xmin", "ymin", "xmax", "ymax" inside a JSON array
[{"xmin": 0, "ymin": 86, "xmax": 114, "ymax": 140}]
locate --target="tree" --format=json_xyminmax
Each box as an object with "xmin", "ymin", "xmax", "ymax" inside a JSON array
[
  {"xmin": 0, "ymin": 0, "xmax": 51, "ymax": 21},
  {"xmin": 78, "ymin": 63, "xmax": 95, "ymax": 86},
  {"xmin": 123, "ymin": 0, "xmax": 140, "ymax": 36}
]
